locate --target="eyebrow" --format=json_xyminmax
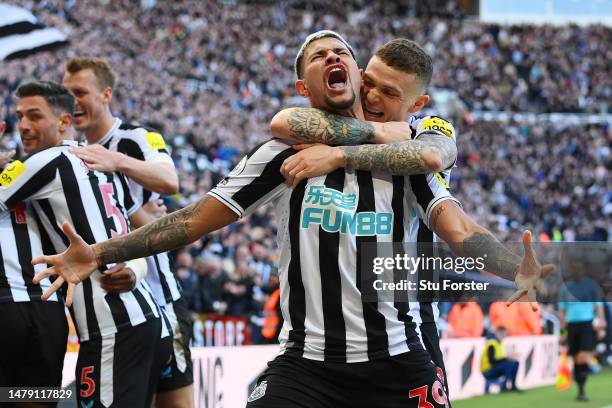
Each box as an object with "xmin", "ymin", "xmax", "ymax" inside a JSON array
[
  {"xmin": 363, "ymin": 73, "xmax": 402, "ymax": 94},
  {"xmin": 308, "ymin": 46, "xmax": 349, "ymax": 59},
  {"xmin": 16, "ymin": 108, "xmax": 44, "ymax": 115}
]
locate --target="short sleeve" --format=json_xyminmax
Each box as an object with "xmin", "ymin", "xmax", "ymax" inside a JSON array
[
  {"xmin": 408, "ymin": 172, "xmax": 461, "ymax": 230},
  {"xmin": 116, "ymin": 128, "xmax": 174, "ymax": 166},
  {"xmin": 0, "ymin": 151, "xmax": 61, "ymax": 211},
  {"xmin": 208, "ymin": 139, "xmax": 294, "ymax": 218}
]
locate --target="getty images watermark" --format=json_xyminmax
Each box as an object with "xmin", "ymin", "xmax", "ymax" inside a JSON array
[{"xmin": 372, "ymin": 253, "xmax": 490, "ymax": 292}]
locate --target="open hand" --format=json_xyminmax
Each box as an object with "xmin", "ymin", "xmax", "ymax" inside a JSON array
[
  {"xmin": 32, "ymin": 222, "xmax": 98, "ymax": 305},
  {"xmin": 506, "ymin": 231, "xmax": 556, "ymax": 311}
]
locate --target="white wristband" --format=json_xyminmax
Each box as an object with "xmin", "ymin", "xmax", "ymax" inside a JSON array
[{"xmin": 125, "ymin": 258, "xmax": 147, "ymax": 285}]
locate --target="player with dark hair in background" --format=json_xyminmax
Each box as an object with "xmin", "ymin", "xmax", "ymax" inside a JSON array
[
  {"xmin": 3, "ymin": 80, "xmax": 171, "ymax": 408},
  {"xmin": 0, "ymin": 114, "xmax": 68, "ymax": 408}
]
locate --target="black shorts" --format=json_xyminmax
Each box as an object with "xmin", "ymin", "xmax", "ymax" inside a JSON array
[
  {"xmin": 76, "ymin": 318, "xmax": 172, "ymax": 408},
  {"xmin": 157, "ymin": 297, "xmax": 194, "ymax": 392},
  {"xmin": 246, "ymin": 350, "xmax": 448, "ymax": 408},
  {"xmin": 420, "ymin": 322, "xmax": 451, "ymax": 402},
  {"xmin": 567, "ymin": 321, "xmax": 596, "ymax": 355},
  {"xmin": 0, "ymin": 301, "xmax": 68, "ymax": 388}
]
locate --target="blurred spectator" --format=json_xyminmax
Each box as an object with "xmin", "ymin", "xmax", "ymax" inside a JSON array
[
  {"xmin": 223, "ymin": 261, "xmax": 255, "ymax": 316},
  {"xmin": 175, "ymin": 250, "xmax": 201, "ymax": 311},
  {"xmin": 448, "ymin": 302, "xmax": 484, "ymax": 338},
  {"xmin": 198, "ymin": 255, "xmax": 227, "ymax": 314}
]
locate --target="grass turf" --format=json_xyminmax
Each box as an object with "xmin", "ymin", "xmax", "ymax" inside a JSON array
[{"xmin": 452, "ymin": 369, "xmax": 612, "ymax": 408}]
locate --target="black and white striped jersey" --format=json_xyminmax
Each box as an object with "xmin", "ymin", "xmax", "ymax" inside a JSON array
[
  {"xmin": 209, "ymin": 138, "xmax": 459, "ymax": 362},
  {"xmin": 0, "ymin": 202, "xmax": 59, "ymax": 302},
  {"xmin": 0, "ymin": 141, "xmax": 162, "ymax": 341},
  {"xmin": 407, "ymin": 115, "xmax": 456, "ymax": 324},
  {"xmin": 94, "ymin": 118, "xmax": 182, "ymax": 306}
]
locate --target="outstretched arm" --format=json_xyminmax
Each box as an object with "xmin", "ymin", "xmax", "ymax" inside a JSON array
[
  {"xmin": 429, "ymin": 201, "xmax": 555, "ymax": 307},
  {"xmin": 32, "ymin": 195, "xmax": 238, "ymax": 301},
  {"xmin": 94, "ymin": 195, "xmax": 236, "ymax": 265}
]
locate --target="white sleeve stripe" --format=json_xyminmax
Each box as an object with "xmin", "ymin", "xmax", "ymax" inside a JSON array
[
  {"xmin": 0, "ymin": 200, "xmax": 7, "ymax": 212},
  {"xmin": 207, "ymin": 190, "xmax": 244, "ymax": 217}
]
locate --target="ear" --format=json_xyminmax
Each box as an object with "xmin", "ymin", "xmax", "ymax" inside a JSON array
[
  {"xmin": 295, "ymin": 79, "xmax": 309, "ymax": 98},
  {"xmin": 409, "ymin": 94, "xmax": 430, "ymax": 113},
  {"xmin": 58, "ymin": 112, "xmax": 72, "ymax": 133},
  {"xmin": 102, "ymin": 86, "xmax": 113, "ymax": 105}
]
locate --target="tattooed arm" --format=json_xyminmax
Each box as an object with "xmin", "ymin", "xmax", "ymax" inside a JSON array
[
  {"xmin": 94, "ymin": 196, "xmax": 238, "ymax": 265},
  {"xmin": 429, "ymin": 201, "xmax": 555, "ymax": 297},
  {"xmin": 32, "ymin": 195, "xmax": 239, "ymax": 287},
  {"xmin": 338, "ymin": 134, "xmax": 456, "ymax": 175},
  {"xmin": 271, "ymin": 107, "xmax": 412, "ymax": 145},
  {"xmin": 429, "ymin": 200, "xmax": 520, "ymax": 281},
  {"xmin": 280, "ymin": 133, "xmax": 456, "ymax": 187}
]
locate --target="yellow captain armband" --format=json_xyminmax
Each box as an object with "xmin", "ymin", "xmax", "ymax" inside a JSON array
[
  {"xmin": 145, "ymin": 132, "xmax": 167, "ymax": 150},
  {"xmin": 0, "ymin": 160, "xmax": 26, "ymax": 187},
  {"xmin": 434, "ymin": 172, "xmax": 450, "ymax": 189},
  {"xmin": 418, "ymin": 116, "xmax": 455, "ymax": 139}
]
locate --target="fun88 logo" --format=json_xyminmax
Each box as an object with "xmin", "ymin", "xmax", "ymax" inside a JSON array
[{"xmin": 300, "ymin": 185, "xmax": 393, "ymax": 236}]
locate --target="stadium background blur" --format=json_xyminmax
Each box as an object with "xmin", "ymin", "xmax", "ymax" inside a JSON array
[{"xmin": 1, "ymin": 0, "xmax": 611, "ymax": 402}]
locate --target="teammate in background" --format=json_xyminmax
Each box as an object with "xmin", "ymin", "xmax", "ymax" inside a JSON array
[
  {"xmin": 3, "ymin": 80, "xmax": 171, "ymax": 407},
  {"xmin": 62, "ymin": 58, "xmax": 193, "ymax": 408},
  {"xmin": 270, "ymin": 38, "xmax": 459, "ymax": 396},
  {"xmin": 33, "ymin": 32, "xmax": 554, "ymax": 408},
  {"xmin": 480, "ymin": 326, "xmax": 521, "ymax": 393},
  {"xmin": 0, "ymin": 118, "xmax": 68, "ymax": 408},
  {"xmin": 558, "ymin": 257, "xmax": 607, "ymax": 402}
]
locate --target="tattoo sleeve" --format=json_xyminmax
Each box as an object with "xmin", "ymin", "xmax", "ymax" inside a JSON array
[
  {"xmin": 96, "ymin": 196, "xmax": 210, "ymax": 265},
  {"xmin": 339, "ymin": 134, "xmax": 457, "ymax": 175},
  {"xmin": 286, "ymin": 108, "xmax": 375, "ymax": 145},
  {"xmin": 462, "ymin": 232, "xmax": 520, "ymax": 281}
]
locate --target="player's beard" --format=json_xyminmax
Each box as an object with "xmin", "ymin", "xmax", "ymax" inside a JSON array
[{"xmin": 324, "ymin": 89, "xmax": 356, "ymax": 111}]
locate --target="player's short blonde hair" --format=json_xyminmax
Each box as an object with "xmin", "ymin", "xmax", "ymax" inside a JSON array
[
  {"xmin": 294, "ymin": 30, "xmax": 356, "ymax": 79},
  {"xmin": 65, "ymin": 57, "xmax": 117, "ymax": 90}
]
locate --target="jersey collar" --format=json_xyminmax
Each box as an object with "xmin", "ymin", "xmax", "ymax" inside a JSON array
[{"xmin": 95, "ymin": 118, "xmax": 122, "ymax": 146}]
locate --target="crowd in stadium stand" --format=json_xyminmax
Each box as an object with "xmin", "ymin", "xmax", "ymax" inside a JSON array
[{"xmin": 1, "ymin": 0, "xmax": 610, "ymax": 347}]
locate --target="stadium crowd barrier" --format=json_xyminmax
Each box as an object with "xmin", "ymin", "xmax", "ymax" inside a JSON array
[{"xmin": 61, "ymin": 335, "xmax": 558, "ymax": 406}]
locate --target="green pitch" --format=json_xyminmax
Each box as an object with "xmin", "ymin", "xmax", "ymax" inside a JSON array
[{"xmin": 453, "ymin": 369, "xmax": 612, "ymax": 408}]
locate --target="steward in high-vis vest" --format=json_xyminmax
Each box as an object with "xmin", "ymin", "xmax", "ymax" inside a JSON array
[
  {"xmin": 262, "ymin": 288, "xmax": 281, "ymax": 342},
  {"xmin": 480, "ymin": 327, "xmax": 521, "ymax": 393}
]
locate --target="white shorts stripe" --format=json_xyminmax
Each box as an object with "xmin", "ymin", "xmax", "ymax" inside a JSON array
[{"xmin": 100, "ymin": 334, "xmax": 116, "ymax": 407}]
